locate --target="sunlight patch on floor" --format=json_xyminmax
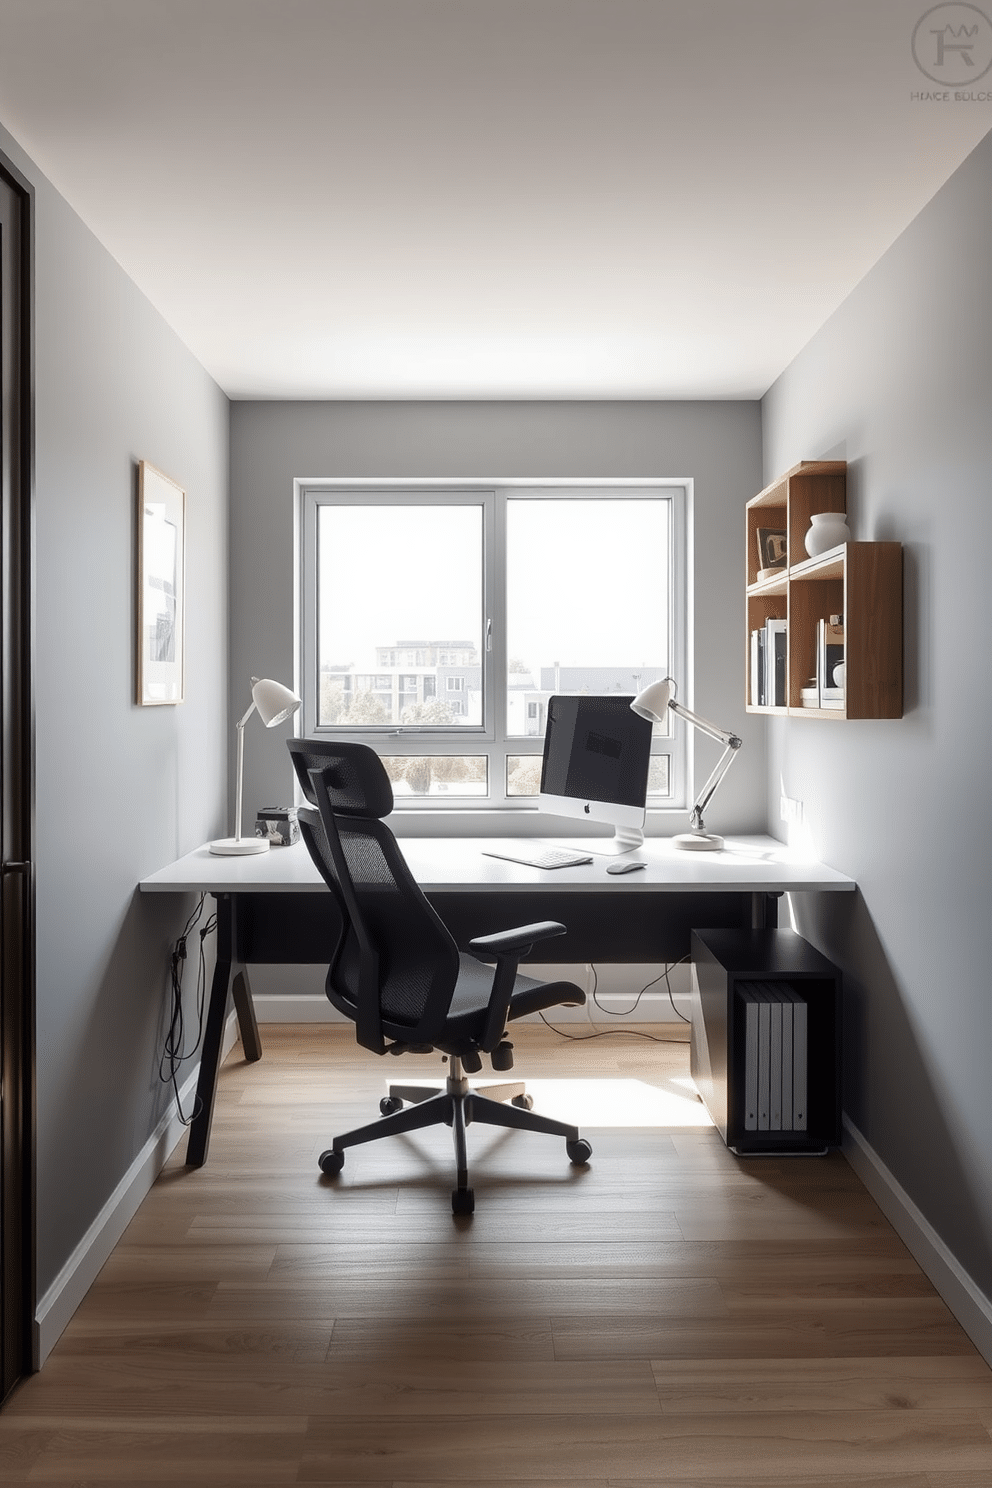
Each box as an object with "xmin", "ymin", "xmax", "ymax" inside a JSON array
[{"xmin": 511, "ymin": 1077, "xmax": 714, "ymax": 1128}]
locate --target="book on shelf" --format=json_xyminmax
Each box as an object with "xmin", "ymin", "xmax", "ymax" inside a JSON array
[
  {"xmin": 749, "ymin": 628, "xmax": 765, "ymax": 708},
  {"xmin": 817, "ymin": 615, "xmax": 844, "ymax": 702},
  {"xmin": 764, "ymin": 617, "xmax": 787, "ymax": 707}
]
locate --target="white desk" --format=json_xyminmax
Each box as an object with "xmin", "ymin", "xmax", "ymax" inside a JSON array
[
  {"xmin": 141, "ymin": 834, "xmax": 853, "ymax": 896},
  {"xmin": 140, "ymin": 835, "xmax": 853, "ymax": 1165}
]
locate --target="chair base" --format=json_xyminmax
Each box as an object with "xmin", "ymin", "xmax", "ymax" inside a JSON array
[{"xmin": 318, "ymin": 1056, "xmax": 592, "ymax": 1213}]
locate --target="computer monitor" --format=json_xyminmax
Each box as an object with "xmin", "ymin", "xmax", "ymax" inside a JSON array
[{"xmin": 539, "ymin": 694, "xmax": 653, "ymax": 854}]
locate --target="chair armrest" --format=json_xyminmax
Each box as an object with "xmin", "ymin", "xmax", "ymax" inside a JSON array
[
  {"xmin": 467, "ymin": 921, "xmax": 566, "ymax": 961},
  {"xmin": 468, "ymin": 922, "xmax": 567, "ymax": 1053}
]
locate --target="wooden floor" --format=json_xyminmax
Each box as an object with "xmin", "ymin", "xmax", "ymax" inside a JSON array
[{"xmin": 4, "ymin": 1022, "xmax": 992, "ymax": 1485}]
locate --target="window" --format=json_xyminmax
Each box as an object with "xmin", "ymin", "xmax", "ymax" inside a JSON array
[{"xmin": 300, "ymin": 483, "xmax": 687, "ymax": 812}]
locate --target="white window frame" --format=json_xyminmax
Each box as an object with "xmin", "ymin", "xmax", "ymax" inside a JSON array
[{"xmin": 298, "ymin": 479, "xmax": 689, "ymax": 825}]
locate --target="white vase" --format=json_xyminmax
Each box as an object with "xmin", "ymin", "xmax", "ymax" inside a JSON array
[{"xmin": 805, "ymin": 511, "xmax": 851, "ymax": 558}]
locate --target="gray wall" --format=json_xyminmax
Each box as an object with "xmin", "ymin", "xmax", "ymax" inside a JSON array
[
  {"xmin": 763, "ymin": 132, "xmax": 992, "ymax": 1298},
  {"xmin": 0, "ymin": 123, "xmax": 230, "ymax": 1298},
  {"xmin": 229, "ymin": 400, "xmax": 764, "ymax": 834}
]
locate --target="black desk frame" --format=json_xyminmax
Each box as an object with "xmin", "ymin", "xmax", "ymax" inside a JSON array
[{"xmin": 187, "ymin": 885, "xmax": 781, "ymax": 1167}]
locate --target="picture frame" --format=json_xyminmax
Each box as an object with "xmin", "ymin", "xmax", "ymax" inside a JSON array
[
  {"xmin": 137, "ymin": 461, "xmax": 185, "ymax": 705},
  {"xmin": 756, "ymin": 526, "xmax": 787, "ymax": 574}
]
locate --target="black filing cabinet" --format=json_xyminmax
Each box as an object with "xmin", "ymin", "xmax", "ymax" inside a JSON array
[{"xmin": 690, "ymin": 928, "xmax": 842, "ymax": 1154}]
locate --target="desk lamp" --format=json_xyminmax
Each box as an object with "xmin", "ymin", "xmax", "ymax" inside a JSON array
[
  {"xmin": 630, "ymin": 679, "xmax": 741, "ymax": 851},
  {"xmin": 210, "ymin": 676, "xmax": 301, "ymax": 855}
]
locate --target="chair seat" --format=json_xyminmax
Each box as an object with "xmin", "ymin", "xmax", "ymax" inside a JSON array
[
  {"xmin": 331, "ymin": 952, "xmax": 585, "ymax": 1053},
  {"xmin": 441, "ymin": 954, "xmax": 584, "ymax": 1046}
]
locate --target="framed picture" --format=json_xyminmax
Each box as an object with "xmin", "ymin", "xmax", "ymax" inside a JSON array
[
  {"xmin": 137, "ymin": 461, "xmax": 185, "ymax": 705},
  {"xmin": 756, "ymin": 526, "xmax": 787, "ymax": 575}
]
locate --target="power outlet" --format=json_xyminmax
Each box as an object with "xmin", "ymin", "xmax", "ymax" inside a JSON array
[{"xmin": 780, "ymin": 795, "xmax": 803, "ymax": 825}]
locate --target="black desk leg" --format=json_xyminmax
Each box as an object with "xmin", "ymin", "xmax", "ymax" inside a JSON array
[
  {"xmin": 186, "ymin": 893, "xmax": 261, "ymax": 1167},
  {"xmin": 751, "ymin": 891, "xmax": 782, "ymax": 929},
  {"xmin": 231, "ymin": 968, "xmax": 262, "ymax": 1062}
]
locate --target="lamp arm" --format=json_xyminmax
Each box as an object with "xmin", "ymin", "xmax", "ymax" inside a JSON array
[
  {"xmin": 668, "ymin": 697, "xmax": 740, "ymax": 748},
  {"xmin": 233, "ymin": 700, "xmax": 258, "ymax": 842},
  {"xmin": 689, "ymin": 736, "xmax": 742, "ymax": 834}
]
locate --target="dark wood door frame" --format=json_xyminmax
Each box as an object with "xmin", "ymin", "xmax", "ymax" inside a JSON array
[{"xmin": 0, "ymin": 146, "xmax": 35, "ymax": 1404}]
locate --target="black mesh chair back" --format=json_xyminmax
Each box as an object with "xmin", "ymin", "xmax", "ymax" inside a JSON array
[
  {"xmin": 292, "ymin": 740, "xmax": 462, "ymax": 1053},
  {"xmin": 287, "ymin": 736, "xmax": 393, "ymax": 816}
]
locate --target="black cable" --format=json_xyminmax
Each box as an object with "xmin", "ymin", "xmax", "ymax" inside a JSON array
[
  {"xmin": 540, "ymin": 954, "xmax": 692, "ymax": 1043},
  {"xmin": 159, "ymin": 895, "xmax": 216, "ymax": 1125}
]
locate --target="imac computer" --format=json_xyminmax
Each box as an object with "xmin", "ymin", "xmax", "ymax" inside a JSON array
[{"xmin": 539, "ymin": 694, "xmax": 653, "ymax": 854}]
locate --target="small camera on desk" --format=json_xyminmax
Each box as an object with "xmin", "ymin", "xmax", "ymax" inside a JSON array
[{"xmin": 254, "ymin": 806, "xmax": 299, "ymax": 846}]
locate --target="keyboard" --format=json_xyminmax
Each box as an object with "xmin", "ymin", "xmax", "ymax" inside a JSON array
[{"xmin": 482, "ymin": 847, "xmax": 594, "ymax": 870}]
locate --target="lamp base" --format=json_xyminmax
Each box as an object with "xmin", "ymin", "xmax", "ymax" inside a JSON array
[
  {"xmin": 209, "ymin": 836, "xmax": 270, "ymax": 856},
  {"xmin": 672, "ymin": 831, "xmax": 724, "ymax": 852}
]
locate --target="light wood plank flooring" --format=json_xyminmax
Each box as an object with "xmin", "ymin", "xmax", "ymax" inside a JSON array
[{"xmin": 4, "ymin": 1022, "xmax": 992, "ymax": 1485}]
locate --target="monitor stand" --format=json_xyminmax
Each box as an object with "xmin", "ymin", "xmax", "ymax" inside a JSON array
[{"xmin": 584, "ymin": 825, "xmax": 644, "ymax": 857}]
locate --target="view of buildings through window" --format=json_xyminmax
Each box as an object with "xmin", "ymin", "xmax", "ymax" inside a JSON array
[{"xmin": 307, "ymin": 489, "xmax": 681, "ymax": 804}]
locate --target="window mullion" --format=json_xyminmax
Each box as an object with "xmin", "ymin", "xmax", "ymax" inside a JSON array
[{"xmin": 488, "ymin": 492, "xmax": 510, "ymax": 805}]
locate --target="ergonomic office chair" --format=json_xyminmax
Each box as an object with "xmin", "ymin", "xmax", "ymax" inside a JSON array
[{"xmin": 287, "ymin": 738, "xmax": 592, "ymax": 1214}]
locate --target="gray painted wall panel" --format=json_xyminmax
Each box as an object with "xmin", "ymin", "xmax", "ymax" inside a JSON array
[
  {"xmin": 763, "ymin": 130, "xmax": 992, "ymax": 1295},
  {"xmin": 228, "ymin": 399, "xmax": 765, "ymax": 834},
  {"xmin": 0, "ymin": 121, "xmax": 229, "ymax": 1297}
]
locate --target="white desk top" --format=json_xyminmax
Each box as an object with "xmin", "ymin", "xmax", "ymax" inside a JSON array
[{"xmin": 140, "ymin": 835, "xmax": 854, "ymax": 897}]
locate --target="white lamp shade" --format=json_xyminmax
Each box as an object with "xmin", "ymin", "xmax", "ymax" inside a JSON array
[
  {"xmin": 251, "ymin": 676, "xmax": 301, "ymax": 727},
  {"xmin": 630, "ymin": 679, "xmax": 674, "ymax": 723},
  {"xmin": 209, "ymin": 676, "xmax": 302, "ymax": 855}
]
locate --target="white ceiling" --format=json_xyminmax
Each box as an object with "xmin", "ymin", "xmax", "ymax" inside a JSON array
[{"xmin": 0, "ymin": 0, "xmax": 988, "ymax": 400}]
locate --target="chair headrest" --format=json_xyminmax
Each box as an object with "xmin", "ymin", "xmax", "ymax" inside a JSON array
[{"xmin": 286, "ymin": 738, "xmax": 394, "ymax": 819}]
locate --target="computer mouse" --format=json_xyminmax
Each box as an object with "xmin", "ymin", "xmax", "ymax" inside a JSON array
[{"xmin": 606, "ymin": 860, "xmax": 646, "ymax": 874}]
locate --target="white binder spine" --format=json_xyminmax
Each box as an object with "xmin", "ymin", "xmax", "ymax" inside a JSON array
[
  {"xmin": 767, "ymin": 985, "xmax": 783, "ymax": 1131},
  {"xmin": 792, "ymin": 990, "xmax": 808, "ymax": 1131},
  {"xmin": 757, "ymin": 990, "xmax": 771, "ymax": 1130},
  {"xmin": 739, "ymin": 984, "xmax": 760, "ymax": 1131},
  {"xmin": 779, "ymin": 988, "xmax": 794, "ymax": 1132}
]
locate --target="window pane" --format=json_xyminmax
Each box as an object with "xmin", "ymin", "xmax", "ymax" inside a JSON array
[
  {"xmin": 380, "ymin": 756, "xmax": 488, "ymax": 798},
  {"xmin": 646, "ymin": 755, "xmax": 671, "ymax": 798},
  {"xmin": 506, "ymin": 754, "xmax": 542, "ymax": 797},
  {"xmin": 318, "ymin": 504, "xmax": 483, "ymax": 727},
  {"xmin": 506, "ymin": 499, "xmax": 671, "ymax": 737}
]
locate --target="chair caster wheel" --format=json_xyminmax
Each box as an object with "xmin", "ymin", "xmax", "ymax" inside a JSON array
[
  {"xmin": 566, "ymin": 1139, "xmax": 592, "ymax": 1165},
  {"xmin": 319, "ymin": 1149, "xmax": 344, "ymax": 1177},
  {"xmin": 451, "ymin": 1187, "xmax": 475, "ymax": 1215},
  {"xmin": 511, "ymin": 1094, "xmax": 534, "ymax": 1110},
  {"xmin": 380, "ymin": 1095, "xmax": 403, "ymax": 1115}
]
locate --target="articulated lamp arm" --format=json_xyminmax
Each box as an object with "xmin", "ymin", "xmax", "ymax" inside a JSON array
[{"xmin": 631, "ymin": 679, "xmax": 742, "ymax": 851}]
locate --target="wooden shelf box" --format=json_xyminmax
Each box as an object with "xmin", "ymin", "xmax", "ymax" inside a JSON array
[{"xmin": 745, "ymin": 461, "xmax": 903, "ymax": 719}]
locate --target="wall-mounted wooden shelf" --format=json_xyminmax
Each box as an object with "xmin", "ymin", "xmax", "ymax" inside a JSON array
[{"xmin": 745, "ymin": 461, "xmax": 903, "ymax": 720}]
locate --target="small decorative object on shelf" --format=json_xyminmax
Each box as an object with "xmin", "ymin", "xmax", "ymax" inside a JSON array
[
  {"xmin": 756, "ymin": 526, "xmax": 787, "ymax": 581},
  {"xmin": 804, "ymin": 511, "xmax": 851, "ymax": 558},
  {"xmin": 255, "ymin": 806, "xmax": 300, "ymax": 846},
  {"xmin": 816, "ymin": 616, "xmax": 845, "ymax": 709}
]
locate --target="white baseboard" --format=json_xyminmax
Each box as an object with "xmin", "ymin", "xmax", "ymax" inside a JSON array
[
  {"xmin": 248, "ymin": 960, "xmax": 691, "ymax": 1028},
  {"xmin": 252, "ymin": 993, "xmax": 347, "ymax": 1022},
  {"xmin": 843, "ymin": 1114, "xmax": 992, "ymax": 1366},
  {"xmin": 249, "ymin": 989, "xmax": 690, "ymax": 1026},
  {"xmin": 33, "ymin": 1013, "xmax": 240, "ymax": 1369}
]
